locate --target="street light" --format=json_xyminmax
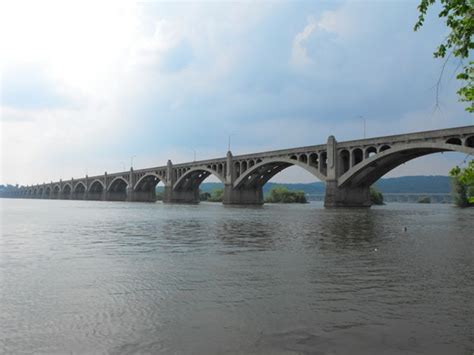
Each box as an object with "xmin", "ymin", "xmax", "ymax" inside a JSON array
[
  {"xmin": 130, "ymin": 155, "xmax": 136, "ymax": 169},
  {"xmin": 228, "ymin": 133, "xmax": 236, "ymax": 151},
  {"xmin": 193, "ymin": 149, "xmax": 196, "ymax": 162}
]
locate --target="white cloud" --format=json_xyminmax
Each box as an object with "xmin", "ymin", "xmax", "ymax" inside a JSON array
[
  {"xmin": 1, "ymin": 1, "xmax": 471, "ymax": 186},
  {"xmin": 291, "ymin": 16, "xmax": 318, "ymax": 67}
]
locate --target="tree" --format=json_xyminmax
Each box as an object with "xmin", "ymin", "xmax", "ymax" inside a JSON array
[
  {"xmin": 264, "ymin": 186, "xmax": 307, "ymax": 203},
  {"xmin": 414, "ymin": 0, "xmax": 474, "ymax": 112},
  {"xmin": 418, "ymin": 196, "xmax": 432, "ymax": 203},
  {"xmin": 199, "ymin": 191, "xmax": 211, "ymax": 201},
  {"xmin": 207, "ymin": 188, "xmax": 224, "ymax": 202},
  {"xmin": 369, "ymin": 187, "xmax": 384, "ymax": 205},
  {"xmin": 449, "ymin": 160, "xmax": 474, "ymax": 206}
]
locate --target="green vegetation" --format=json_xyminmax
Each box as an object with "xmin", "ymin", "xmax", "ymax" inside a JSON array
[
  {"xmin": 369, "ymin": 187, "xmax": 384, "ymax": 205},
  {"xmin": 418, "ymin": 196, "xmax": 432, "ymax": 203},
  {"xmin": 415, "ymin": 0, "xmax": 474, "ymax": 112},
  {"xmin": 207, "ymin": 188, "xmax": 224, "ymax": 202},
  {"xmin": 449, "ymin": 160, "xmax": 474, "ymax": 207},
  {"xmin": 264, "ymin": 186, "xmax": 307, "ymax": 203},
  {"xmin": 199, "ymin": 191, "xmax": 211, "ymax": 201}
]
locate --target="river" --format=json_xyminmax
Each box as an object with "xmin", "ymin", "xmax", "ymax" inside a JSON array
[{"xmin": 0, "ymin": 199, "xmax": 473, "ymax": 354}]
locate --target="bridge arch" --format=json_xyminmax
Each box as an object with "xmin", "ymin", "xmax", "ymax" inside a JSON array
[
  {"xmin": 173, "ymin": 166, "xmax": 225, "ymax": 191},
  {"xmin": 62, "ymin": 183, "xmax": 72, "ymax": 199},
  {"xmin": 134, "ymin": 173, "xmax": 161, "ymax": 190},
  {"xmin": 338, "ymin": 142, "xmax": 474, "ymax": 188},
  {"xmin": 73, "ymin": 182, "xmax": 86, "ymax": 199},
  {"xmin": 466, "ymin": 135, "xmax": 474, "ymax": 148},
  {"xmin": 52, "ymin": 185, "xmax": 61, "ymax": 199},
  {"xmin": 45, "ymin": 186, "xmax": 52, "ymax": 198},
  {"xmin": 107, "ymin": 176, "xmax": 128, "ymax": 201},
  {"xmin": 233, "ymin": 157, "xmax": 326, "ymax": 190},
  {"xmin": 133, "ymin": 173, "xmax": 162, "ymax": 202},
  {"xmin": 88, "ymin": 179, "xmax": 105, "ymax": 200}
]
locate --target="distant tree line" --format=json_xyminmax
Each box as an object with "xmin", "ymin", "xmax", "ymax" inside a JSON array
[
  {"xmin": 264, "ymin": 186, "xmax": 307, "ymax": 203},
  {"xmin": 0, "ymin": 184, "xmax": 20, "ymax": 197}
]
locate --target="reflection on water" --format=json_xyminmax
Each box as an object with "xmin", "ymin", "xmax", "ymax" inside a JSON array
[{"xmin": 0, "ymin": 199, "xmax": 473, "ymax": 354}]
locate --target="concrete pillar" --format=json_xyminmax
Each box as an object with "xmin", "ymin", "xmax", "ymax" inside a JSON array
[
  {"xmin": 103, "ymin": 172, "xmax": 108, "ymax": 201},
  {"xmin": 226, "ymin": 151, "xmax": 232, "ymax": 183},
  {"xmin": 84, "ymin": 175, "xmax": 89, "ymax": 200},
  {"xmin": 223, "ymin": 184, "xmax": 264, "ymax": 205},
  {"xmin": 126, "ymin": 169, "xmax": 134, "ymax": 201},
  {"xmin": 324, "ymin": 181, "xmax": 371, "ymax": 208},
  {"xmin": 323, "ymin": 135, "xmax": 371, "ymax": 207},
  {"xmin": 163, "ymin": 187, "xmax": 199, "ymax": 203},
  {"xmin": 132, "ymin": 189, "xmax": 156, "ymax": 202},
  {"xmin": 326, "ymin": 135, "xmax": 337, "ymax": 180},
  {"xmin": 222, "ymin": 150, "xmax": 263, "ymax": 205},
  {"xmin": 162, "ymin": 160, "xmax": 199, "ymax": 203}
]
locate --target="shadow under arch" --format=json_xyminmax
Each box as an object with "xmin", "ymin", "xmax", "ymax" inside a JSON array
[
  {"xmin": 162, "ymin": 166, "xmax": 226, "ymax": 204},
  {"xmin": 52, "ymin": 184, "xmax": 61, "ymax": 199},
  {"xmin": 173, "ymin": 166, "xmax": 225, "ymax": 191},
  {"xmin": 133, "ymin": 173, "xmax": 162, "ymax": 202},
  {"xmin": 88, "ymin": 179, "xmax": 105, "ymax": 200},
  {"xmin": 107, "ymin": 176, "xmax": 129, "ymax": 201},
  {"xmin": 338, "ymin": 142, "xmax": 474, "ymax": 188},
  {"xmin": 233, "ymin": 157, "xmax": 326, "ymax": 190},
  {"xmin": 73, "ymin": 181, "xmax": 86, "ymax": 200},
  {"xmin": 62, "ymin": 183, "xmax": 72, "ymax": 199}
]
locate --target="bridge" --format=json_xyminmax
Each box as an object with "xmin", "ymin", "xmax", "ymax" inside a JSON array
[{"xmin": 16, "ymin": 126, "xmax": 474, "ymax": 207}]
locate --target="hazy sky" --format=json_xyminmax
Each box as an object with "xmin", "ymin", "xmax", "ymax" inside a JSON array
[{"xmin": 1, "ymin": 0, "xmax": 472, "ymax": 185}]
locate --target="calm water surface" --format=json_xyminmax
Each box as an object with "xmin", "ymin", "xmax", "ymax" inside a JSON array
[{"xmin": 0, "ymin": 199, "xmax": 473, "ymax": 354}]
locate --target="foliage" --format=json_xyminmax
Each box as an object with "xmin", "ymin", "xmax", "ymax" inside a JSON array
[
  {"xmin": 0, "ymin": 184, "xmax": 20, "ymax": 197},
  {"xmin": 264, "ymin": 185, "xmax": 307, "ymax": 203},
  {"xmin": 449, "ymin": 160, "xmax": 474, "ymax": 206},
  {"xmin": 418, "ymin": 196, "xmax": 432, "ymax": 203},
  {"xmin": 199, "ymin": 191, "xmax": 211, "ymax": 201},
  {"xmin": 414, "ymin": 0, "xmax": 474, "ymax": 112},
  {"xmin": 207, "ymin": 188, "xmax": 224, "ymax": 202},
  {"xmin": 369, "ymin": 187, "xmax": 384, "ymax": 205}
]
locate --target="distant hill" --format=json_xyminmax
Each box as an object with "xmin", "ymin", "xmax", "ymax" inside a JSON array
[
  {"xmin": 193, "ymin": 175, "xmax": 452, "ymax": 195},
  {"xmin": 374, "ymin": 175, "xmax": 451, "ymax": 193}
]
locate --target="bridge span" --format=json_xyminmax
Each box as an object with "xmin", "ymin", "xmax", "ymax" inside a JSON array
[{"xmin": 16, "ymin": 126, "xmax": 474, "ymax": 207}]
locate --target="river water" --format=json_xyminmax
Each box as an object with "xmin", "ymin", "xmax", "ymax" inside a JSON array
[{"xmin": 0, "ymin": 199, "xmax": 473, "ymax": 354}]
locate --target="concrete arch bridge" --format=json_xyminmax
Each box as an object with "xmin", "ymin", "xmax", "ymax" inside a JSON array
[{"xmin": 18, "ymin": 126, "xmax": 474, "ymax": 207}]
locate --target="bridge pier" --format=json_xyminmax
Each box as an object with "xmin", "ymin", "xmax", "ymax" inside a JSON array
[
  {"xmin": 222, "ymin": 184, "xmax": 264, "ymax": 205},
  {"xmin": 324, "ymin": 181, "xmax": 371, "ymax": 208},
  {"xmin": 163, "ymin": 186, "xmax": 199, "ymax": 204},
  {"xmin": 127, "ymin": 189, "xmax": 156, "ymax": 202}
]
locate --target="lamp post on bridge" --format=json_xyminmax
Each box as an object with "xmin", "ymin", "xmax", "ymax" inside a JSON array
[
  {"xmin": 227, "ymin": 134, "xmax": 236, "ymax": 152},
  {"xmin": 130, "ymin": 155, "xmax": 136, "ymax": 169}
]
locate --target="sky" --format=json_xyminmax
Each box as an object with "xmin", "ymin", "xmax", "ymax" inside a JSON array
[{"xmin": 1, "ymin": 0, "xmax": 473, "ymax": 186}]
